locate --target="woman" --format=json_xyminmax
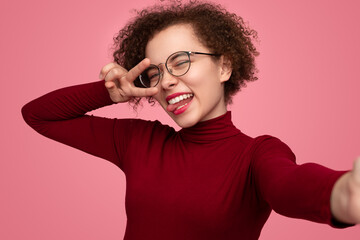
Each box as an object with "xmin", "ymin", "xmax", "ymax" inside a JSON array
[{"xmin": 22, "ymin": 1, "xmax": 360, "ymax": 239}]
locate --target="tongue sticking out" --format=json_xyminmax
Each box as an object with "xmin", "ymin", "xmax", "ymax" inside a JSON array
[{"xmin": 167, "ymin": 97, "xmax": 193, "ymax": 112}]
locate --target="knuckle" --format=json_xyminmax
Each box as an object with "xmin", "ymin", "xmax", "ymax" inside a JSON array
[
  {"xmin": 102, "ymin": 63, "xmax": 127, "ymax": 77},
  {"xmin": 113, "ymin": 67, "xmax": 127, "ymax": 77},
  {"xmin": 111, "ymin": 68, "xmax": 120, "ymax": 75},
  {"xmin": 122, "ymin": 88, "xmax": 131, "ymax": 97},
  {"xmin": 118, "ymin": 75, "xmax": 128, "ymax": 84},
  {"xmin": 101, "ymin": 63, "xmax": 114, "ymax": 73}
]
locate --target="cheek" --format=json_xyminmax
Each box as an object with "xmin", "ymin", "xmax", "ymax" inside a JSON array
[
  {"xmin": 185, "ymin": 68, "xmax": 208, "ymax": 87},
  {"xmin": 189, "ymin": 60, "xmax": 220, "ymax": 80},
  {"xmin": 187, "ymin": 66, "xmax": 222, "ymax": 93}
]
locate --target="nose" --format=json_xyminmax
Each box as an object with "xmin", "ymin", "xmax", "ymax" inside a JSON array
[{"xmin": 160, "ymin": 66, "xmax": 178, "ymax": 89}]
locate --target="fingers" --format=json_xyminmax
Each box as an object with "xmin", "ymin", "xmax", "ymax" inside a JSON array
[
  {"xmin": 121, "ymin": 58, "xmax": 158, "ymax": 97},
  {"xmin": 104, "ymin": 80, "xmax": 115, "ymax": 90},
  {"xmin": 100, "ymin": 59, "xmax": 158, "ymax": 101},
  {"xmin": 99, "ymin": 59, "xmax": 150, "ymax": 82},
  {"xmin": 129, "ymin": 85, "xmax": 158, "ymax": 97},
  {"xmin": 352, "ymin": 157, "xmax": 360, "ymax": 183},
  {"xmin": 105, "ymin": 80, "xmax": 125, "ymax": 103},
  {"xmin": 103, "ymin": 67, "xmax": 126, "ymax": 87},
  {"xmin": 125, "ymin": 58, "xmax": 150, "ymax": 82},
  {"xmin": 99, "ymin": 62, "xmax": 123, "ymax": 80}
]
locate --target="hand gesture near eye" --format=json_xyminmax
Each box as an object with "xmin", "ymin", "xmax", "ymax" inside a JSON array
[{"xmin": 99, "ymin": 59, "xmax": 158, "ymax": 103}]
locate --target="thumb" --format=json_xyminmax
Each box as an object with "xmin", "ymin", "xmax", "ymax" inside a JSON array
[{"xmin": 105, "ymin": 80, "xmax": 115, "ymax": 90}]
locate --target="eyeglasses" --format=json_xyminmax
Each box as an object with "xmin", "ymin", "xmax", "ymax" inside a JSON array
[{"xmin": 138, "ymin": 51, "xmax": 220, "ymax": 88}]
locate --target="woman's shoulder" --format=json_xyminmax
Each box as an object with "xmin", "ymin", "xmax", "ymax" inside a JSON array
[{"xmin": 249, "ymin": 134, "xmax": 296, "ymax": 162}]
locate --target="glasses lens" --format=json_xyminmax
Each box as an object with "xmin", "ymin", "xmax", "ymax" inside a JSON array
[
  {"xmin": 167, "ymin": 52, "xmax": 190, "ymax": 76},
  {"xmin": 139, "ymin": 65, "xmax": 160, "ymax": 88}
]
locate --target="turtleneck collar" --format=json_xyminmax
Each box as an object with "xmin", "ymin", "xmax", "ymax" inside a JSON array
[{"xmin": 178, "ymin": 111, "xmax": 241, "ymax": 143}]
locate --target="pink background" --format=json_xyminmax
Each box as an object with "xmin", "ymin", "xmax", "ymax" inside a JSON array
[{"xmin": 1, "ymin": 0, "xmax": 359, "ymax": 239}]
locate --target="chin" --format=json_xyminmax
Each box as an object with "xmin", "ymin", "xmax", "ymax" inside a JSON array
[
  {"xmin": 171, "ymin": 114, "xmax": 199, "ymax": 128},
  {"xmin": 176, "ymin": 121, "xmax": 196, "ymax": 128}
]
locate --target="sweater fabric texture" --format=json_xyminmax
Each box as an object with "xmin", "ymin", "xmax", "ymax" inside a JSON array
[{"xmin": 22, "ymin": 80, "xmax": 350, "ymax": 239}]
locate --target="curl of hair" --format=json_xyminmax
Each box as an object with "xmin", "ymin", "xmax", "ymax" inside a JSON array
[{"xmin": 113, "ymin": 0, "xmax": 259, "ymax": 107}]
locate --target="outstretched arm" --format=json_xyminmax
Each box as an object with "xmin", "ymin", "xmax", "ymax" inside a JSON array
[
  {"xmin": 331, "ymin": 157, "xmax": 360, "ymax": 224},
  {"xmin": 252, "ymin": 136, "xmax": 355, "ymax": 227}
]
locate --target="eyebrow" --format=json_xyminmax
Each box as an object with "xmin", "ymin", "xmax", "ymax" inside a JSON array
[{"xmin": 168, "ymin": 52, "xmax": 187, "ymax": 62}]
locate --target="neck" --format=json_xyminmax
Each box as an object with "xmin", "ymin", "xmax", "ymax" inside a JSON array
[{"xmin": 179, "ymin": 111, "xmax": 240, "ymax": 143}]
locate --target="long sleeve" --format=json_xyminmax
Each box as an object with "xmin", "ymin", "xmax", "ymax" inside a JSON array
[
  {"xmin": 251, "ymin": 135, "xmax": 350, "ymax": 227},
  {"xmin": 21, "ymin": 80, "xmax": 123, "ymax": 167}
]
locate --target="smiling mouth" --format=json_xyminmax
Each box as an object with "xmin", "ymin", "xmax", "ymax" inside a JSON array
[
  {"xmin": 167, "ymin": 93, "xmax": 193, "ymax": 105},
  {"xmin": 166, "ymin": 93, "xmax": 194, "ymax": 113}
]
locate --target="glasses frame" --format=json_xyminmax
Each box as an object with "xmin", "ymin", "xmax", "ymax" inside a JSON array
[{"xmin": 139, "ymin": 51, "xmax": 220, "ymax": 88}]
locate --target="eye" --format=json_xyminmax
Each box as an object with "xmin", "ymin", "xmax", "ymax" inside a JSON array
[
  {"xmin": 168, "ymin": 52, "xmax": 190, "ymax": 69},
  {"xmin": 145, "ymin": 67, "xmax": 160, "ymax": 80},
  {"xmin": 174, "ymin": 60, "xmax": 190, "ymax": 67},
  {"xmin": 147, "ymin": 72, "xmax": 159, "ymax": 80},
  {"xmin": 145, "ymin": 75, "xmax": 159, "ymax": 88}
]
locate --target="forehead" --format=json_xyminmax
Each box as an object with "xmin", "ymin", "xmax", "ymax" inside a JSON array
[{"xmin": 145, "ymin": 24, "xmax": 209, "ymax": 63}]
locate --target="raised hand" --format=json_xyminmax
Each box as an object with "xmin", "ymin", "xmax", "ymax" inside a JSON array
[
  {"xmin": 331, "ymin": 157, "xmax": 360, "ymax": 224},
  {"xmin": 99, "ymin": 59, "xmax": 158, "ymax": 103},
  {"xmin": 344, "ymin": 158, "xmax": 360, "ymax": 222}
]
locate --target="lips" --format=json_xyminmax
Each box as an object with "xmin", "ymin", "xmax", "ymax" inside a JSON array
[{"xmin": 166, "ymin": 92, "xmax": 194, "ymax": 113}]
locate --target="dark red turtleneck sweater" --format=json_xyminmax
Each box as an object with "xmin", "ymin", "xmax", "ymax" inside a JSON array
[{"xmin": 22, "ymin": 80, "xmax": 349, "ymax": 239}]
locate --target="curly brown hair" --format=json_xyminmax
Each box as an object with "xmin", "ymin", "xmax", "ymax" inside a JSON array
[{"xmin": 113, "ymin": 0, "xmax": 259, "ymax": 105}]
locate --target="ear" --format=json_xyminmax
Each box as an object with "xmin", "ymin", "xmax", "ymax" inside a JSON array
[{"xmin": 219, "ymin": 55, "xmax": 232, "ymax": 83}]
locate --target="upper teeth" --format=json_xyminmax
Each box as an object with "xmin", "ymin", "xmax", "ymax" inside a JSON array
[{"xmin": 168, "ymin": 93, "xmax": 193, "ymax": 105}]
